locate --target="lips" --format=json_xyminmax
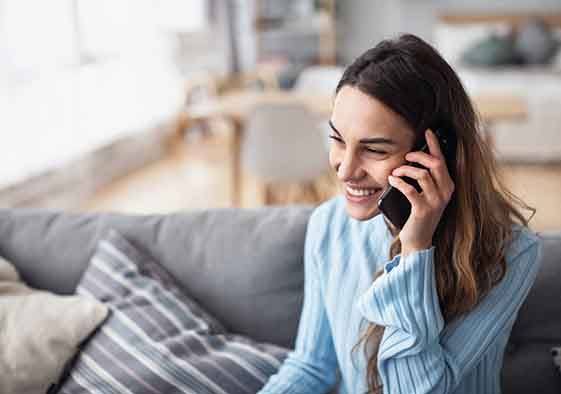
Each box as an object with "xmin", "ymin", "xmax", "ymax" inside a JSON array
[
  {"xmin": 344, "ymin": 186, "xmax": 383, "ymax": 204},
  {"xmin": 345, "ymin": 184, "xmax": 382, "ymax": 194},
  {"xmin": 346, "ymin": 184, "xmax": 380, "ymax": 189}
]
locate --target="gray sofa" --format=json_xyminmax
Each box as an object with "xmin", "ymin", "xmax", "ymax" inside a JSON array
[{"xmin": 0, "ymin": 206, "xmax": 559, "ymax": 393}]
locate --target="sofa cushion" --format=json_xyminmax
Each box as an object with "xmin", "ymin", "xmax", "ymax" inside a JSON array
[
  {"xmin": 510, "ymin": 231, "xmax": 561, "ymax": 343},
  {"xmin": 58, "ymin": 228, "xmax": 289, "ymax": 394},
  {"xmin": 501, "ymin": 341, "xmax": 561, "ymax": 393},
  {"xmin": 502, "ymin": 230, "xmax": 561, "ymax": 394},
  {"xmin": 461, "ymin": 33, "xmax": 522, "ymax": 66},
  {"xmin": 0, "ymin": 257, "xmax": 108, "ymax": 394},
  {"xmin": 0, "ymin": 206, "xmax": 313, "ymax": 349},
  {"xmin": 552, "ymin": 346, "xmax": 561, "ymax": 374}
]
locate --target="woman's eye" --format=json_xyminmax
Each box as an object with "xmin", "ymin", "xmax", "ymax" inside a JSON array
[{"xmin": 365, "ymin": 148, "xmax": 386, "ymax": 154}]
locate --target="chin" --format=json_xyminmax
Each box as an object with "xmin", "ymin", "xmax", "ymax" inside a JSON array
[{"xmin": 344, "ymin": 201, "xmax": 381, "ymax": 221}]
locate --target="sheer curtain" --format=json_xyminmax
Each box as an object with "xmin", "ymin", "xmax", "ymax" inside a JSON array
[{"xmin": 0, "ymin": 0, "xmax": 207, "ymax": 188}]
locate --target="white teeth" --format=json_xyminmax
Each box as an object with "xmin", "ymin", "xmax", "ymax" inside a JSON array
[{"xmin": 346, "ymin": 186, "xmax": 378, "ymax": 197}]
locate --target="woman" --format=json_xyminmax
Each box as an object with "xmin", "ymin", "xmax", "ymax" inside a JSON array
[{"xmin": 258, "ymin": 34, "xmax": 543, "ymax": 394}]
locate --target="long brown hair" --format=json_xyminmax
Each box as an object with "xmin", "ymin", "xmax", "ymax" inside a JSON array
[{"xmin": 336, "ymin": 34, "xmax": 536, "ymax": 393}]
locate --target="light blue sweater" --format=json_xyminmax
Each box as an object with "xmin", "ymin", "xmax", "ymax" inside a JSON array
[{"xmin": 258, "ymin": 196, "xmax": 543, "ymax": 394}]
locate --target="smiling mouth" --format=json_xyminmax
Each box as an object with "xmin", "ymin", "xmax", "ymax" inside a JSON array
[{"xmin": 345, "ymin": 185, "xmax": 383, "ymax": 199}]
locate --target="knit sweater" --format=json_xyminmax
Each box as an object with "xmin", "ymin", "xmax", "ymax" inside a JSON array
[{"xmin": 258, "ymin": 195, "xmax": 543, "ymax": 394}]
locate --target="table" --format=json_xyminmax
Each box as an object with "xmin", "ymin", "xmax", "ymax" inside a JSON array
[
  {"xmin": 184, "ymin": 91, "xmax": 527, "ymax": 206},
  {"xmin": 472, "ymin": 94, "xmax": 528, "ymax": 150},
  {"xmin": 185, "ymin": 91, "xmax": 334, "ymax": 206}
]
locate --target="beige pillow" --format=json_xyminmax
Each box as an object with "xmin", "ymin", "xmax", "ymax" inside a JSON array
[{"xmin": 0, "ymin": 257, "xmax": 109, "ymax": 394}]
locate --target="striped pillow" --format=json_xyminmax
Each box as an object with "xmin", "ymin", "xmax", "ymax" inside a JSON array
[{"xmin": 57, "ymin": 228, "xmax": 288, "ymax": 394}]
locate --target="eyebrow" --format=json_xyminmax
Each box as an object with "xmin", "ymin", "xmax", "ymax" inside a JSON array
[{"xmin": 328, "ymin": 120, "xmax": 397, "ymax": 145}]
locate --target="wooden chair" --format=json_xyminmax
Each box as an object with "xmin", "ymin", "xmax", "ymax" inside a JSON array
[{"xmin": 240, "ymin": 103, "xmax": 333, "ymax": 207}]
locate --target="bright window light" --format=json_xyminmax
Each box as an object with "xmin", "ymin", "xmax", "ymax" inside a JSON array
[{"xmin": 0, "ymin": 0, "xmax": 208, "ymax": 188}]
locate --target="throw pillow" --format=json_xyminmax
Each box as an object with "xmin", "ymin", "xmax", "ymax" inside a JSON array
[
  {"xmin": 553, "ymin": 346, "xmax": 561, "ymax": 374},
  {"xmin": 0, "ymin": 256, "xmax": 109, "ymax": 394},
  {"xmin": 57, "ymin": 228, "xmax": 289, "ymax": 394},
  {"xmin": 515, "ymin": 17, "xmax": 559, "ymax": 64},
  {"xmin": 461, "ymin": 32, "xmax": 522, "ymax": 67},
  {"xmin": 433, "ymin": 22, "xmax": 512, "ymax": 66}
]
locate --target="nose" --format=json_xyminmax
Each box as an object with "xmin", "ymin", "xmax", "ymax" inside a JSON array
[{"xmin": 336, "ymin": 150, "xmax": 366, "ymax": 182}]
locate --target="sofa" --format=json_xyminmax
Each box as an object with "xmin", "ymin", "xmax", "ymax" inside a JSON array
[{"xmin": 0, "ymin": 206, "xmax": 559, "ymax": 393}]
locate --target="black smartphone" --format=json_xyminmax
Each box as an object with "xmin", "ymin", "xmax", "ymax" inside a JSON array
[{"xmin": 377, "ymin": 129, "xmax": 452, "ymax": 229}]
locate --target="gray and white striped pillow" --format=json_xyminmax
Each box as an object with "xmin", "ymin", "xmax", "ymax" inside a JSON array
[{"xmin": 57, "ymin": 228, "xmax": 288, "ymax": 394}]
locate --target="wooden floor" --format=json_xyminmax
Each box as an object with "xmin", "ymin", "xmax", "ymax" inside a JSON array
[
  {"xmin": 84, "ymin": 129, "xmax": 235, "ymax": 214},
  {"xmin": 84, "ymin": 128, "xmax": 561, "ymax": 233}
]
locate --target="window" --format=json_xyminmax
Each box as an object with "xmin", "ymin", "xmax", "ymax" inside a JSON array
[{"xmin": 0, "ymin": 0, "xmax": 208, "ymax": 188}]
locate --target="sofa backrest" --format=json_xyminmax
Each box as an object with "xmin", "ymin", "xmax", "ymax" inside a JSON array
[{"xmin": 0, "ymin": 206, "xmax": 313, "ymax": 350}]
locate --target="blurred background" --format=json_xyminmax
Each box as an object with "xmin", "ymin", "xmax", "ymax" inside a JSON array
[{"xmin": 1, "ymin": 0, "xmax": 561, "ymax": 232}]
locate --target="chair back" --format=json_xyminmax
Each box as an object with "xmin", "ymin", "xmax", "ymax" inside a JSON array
[{"xmin": 242, "ymin": 103, "xmax": 329, "ymax": 183}]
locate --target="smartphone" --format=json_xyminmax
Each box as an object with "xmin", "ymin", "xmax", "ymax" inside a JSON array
[{"xmin": 377, "ymin": 129, "xmax": 452, "ymax": 229}]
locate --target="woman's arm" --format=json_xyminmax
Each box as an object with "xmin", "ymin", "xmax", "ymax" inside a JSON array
[
  {"xmin": 258, "ymin": 211, "xmax": 339, "ymax": 394},
  {"xmin": 356, "ymin": 233, "xmax": 543, "ymax": 394}
]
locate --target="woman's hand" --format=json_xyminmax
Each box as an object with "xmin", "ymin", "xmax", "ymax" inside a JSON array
[{"xmin": 387, "ymin": 129, "xmax": 455, "ymax": 258}]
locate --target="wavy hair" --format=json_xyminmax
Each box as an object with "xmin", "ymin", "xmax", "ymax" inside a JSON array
[{"xmin": 335, "ymin": 34, "xmax": 536, "ymax": 393}]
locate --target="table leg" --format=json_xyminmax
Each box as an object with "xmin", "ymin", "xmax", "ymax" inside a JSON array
[{"xmin": 231, "ymin": 119, "xmax": 243, "ymax": 207}]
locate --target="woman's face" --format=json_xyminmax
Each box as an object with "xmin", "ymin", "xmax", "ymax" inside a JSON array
[{"xmin": 329, "ymin": 85, "xmax": 416, "ymax": 221}]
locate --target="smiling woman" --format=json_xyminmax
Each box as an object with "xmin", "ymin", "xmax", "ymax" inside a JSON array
[{"xmin": 258, "ymin": 33, "xmax": 543, "ymax": 394}]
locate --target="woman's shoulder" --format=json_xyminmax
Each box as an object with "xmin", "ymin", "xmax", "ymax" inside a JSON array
[{"xmin": 505, "ymin": 223, "xmax": 543, "ymax": 267}]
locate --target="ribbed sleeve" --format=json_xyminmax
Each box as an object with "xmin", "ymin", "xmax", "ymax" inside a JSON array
[
  {"xmin": 356, "ymin": 238, "xmax": 543, "ymax": 394},
  {"xmin": 257, "ymin": 212, "xmax": 339, "ymax": 394}
]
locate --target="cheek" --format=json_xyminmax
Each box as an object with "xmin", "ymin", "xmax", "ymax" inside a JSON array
[{"xmin": 365, "ymin": 156, "xmax": 407, "ymax": 182}]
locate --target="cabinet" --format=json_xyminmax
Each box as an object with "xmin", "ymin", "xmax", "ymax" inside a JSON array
[{"xmin": 233, "ymin": 0, "xmax": 336, "ymax": 72}]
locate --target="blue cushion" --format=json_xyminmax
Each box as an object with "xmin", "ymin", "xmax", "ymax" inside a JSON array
[{"xmin": 461, "ymin": 33, "xmax": 522, "ymax": 66}]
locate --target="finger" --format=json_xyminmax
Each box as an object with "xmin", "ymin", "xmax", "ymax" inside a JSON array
[
  {"xmin": 391, "ymin": 165, "xmax": 439, "ymax": 200},
  {"xmin": 405, "ymin": 151, "xmax": 453, "ymax": 191},
  {"xmin": 425, "ymin": 129, "xmax": 444, "ymax": 159},
  {"xmin": 388, "ymin": 175, "xmax": 424, "ymax": 207},
  {"xmin": 404, "ymin": 151, "xmax": 439, "ymax": 169}
]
